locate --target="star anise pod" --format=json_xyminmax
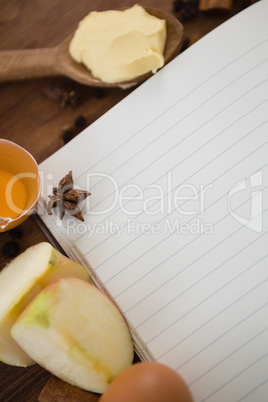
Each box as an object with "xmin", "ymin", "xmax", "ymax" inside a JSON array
[
  {"xmin": 43, "ymin": 85, "xmax": 81, "ymax": 107},
  {"xmin": 47, "ymin": 171, "xmax": 91, "ymax": 221}
]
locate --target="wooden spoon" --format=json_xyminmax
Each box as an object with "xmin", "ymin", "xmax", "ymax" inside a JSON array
[{"xmin": 0, "ymin": 8, "xmax": 183, "ymax": 88}]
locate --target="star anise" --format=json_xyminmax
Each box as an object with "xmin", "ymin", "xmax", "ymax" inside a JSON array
[
  {"xmin": 43, "ymin": 85, "xmax": 81, "ymax": 107},
  {"xmin": 47, "ymin": 171, "xmax": 91, "ymax": 221}
]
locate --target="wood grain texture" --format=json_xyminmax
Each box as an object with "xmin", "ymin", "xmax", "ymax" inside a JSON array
[
  {"xmin": 38, "ymin": 376, "xmax": 100, "ymax": 402},
  {"xmin": 0, "ymin": 0, "xmax": 245, "ymax": 400}
]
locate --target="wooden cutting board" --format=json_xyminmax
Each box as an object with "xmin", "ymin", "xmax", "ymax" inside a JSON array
[{"xmin": 38, "ymin": 376, "xmax": 100, "ymax": 402}]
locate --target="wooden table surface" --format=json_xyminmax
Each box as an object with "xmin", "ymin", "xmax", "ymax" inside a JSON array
[{"xmin": 0, "ymin": 0, "xmax": 248, "ymax": 400}]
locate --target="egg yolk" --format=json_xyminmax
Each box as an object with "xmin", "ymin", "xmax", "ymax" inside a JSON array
[{"xmin": 0, "ymin": 169, "xmax": 27, "ymax": 219}]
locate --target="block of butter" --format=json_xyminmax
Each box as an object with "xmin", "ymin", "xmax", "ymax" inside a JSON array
[{"xmin": 69, "ymin": 4, "xmax": 167, "ymax": 84}]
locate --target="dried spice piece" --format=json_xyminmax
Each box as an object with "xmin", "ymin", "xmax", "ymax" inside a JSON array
[
  {"xmin": 93, "ymin": 88, "xmax": 105, "ymax": 99},
  {"xmin": 173, "ymin": 0, "xmax": 199, "ymax": 21},
  {"xmin": 47, "ymin": 171, "xmax": 91, "ymax": 221},
  {"xmin": 61, "ymin": 115, "xmax": 88, "ymax": 146},
  {"xmin": 2, "ymin": 241, "xmax": 19, "ymax": 259},
  {"xmin": 74, "ymin": 115, "xmax": 87, "ymax": 131},
  {"xmin": 199, "ymin": 0, "xmax": 233, "ymax": 11},
  {"xmin": 180, "ymin": 36, "xmax": 191, "ymax": 52},
  {"xmin": 1, "ymin": 228, "xmax": 23, "ymax": 260},
  {"xmin": 43, "ymin": 85, "xmax": 81, "ymax": 107},
  {"xmin": 61, "ymin": 126, "xmax": 76, "ymax": 145},
  {"xmin": 60, "ymin": 89, "xmax": 81, "ymax": 108}
]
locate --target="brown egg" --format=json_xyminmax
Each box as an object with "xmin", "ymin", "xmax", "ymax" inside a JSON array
[{"xmin": 99, "ymin": 361, "xmax": 193, "ymax": 402}]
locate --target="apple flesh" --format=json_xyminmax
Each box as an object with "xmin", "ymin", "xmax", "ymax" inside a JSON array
[
  {"xmin": 0, "ymin": 242, "xmax": 90, "ymax": 367},
  {"xmin": 11, "ymin": 277, "xmax": 134, "ymax": 394}
]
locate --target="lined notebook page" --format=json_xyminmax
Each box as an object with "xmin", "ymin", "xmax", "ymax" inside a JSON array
[{"xmin": 39, "ymin": 2, "xmax": 268, "ymax": 401}]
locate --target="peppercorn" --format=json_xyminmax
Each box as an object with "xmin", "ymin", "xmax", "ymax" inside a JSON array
[
  {"xmin": 173, "ymin": 0, "xmax": 199, "ymax": 21},
  {"xmin": 2, "ymin": 240, "xmax": 19, "ymax": 258},
  {"xmin": 62, "ymin": 128, "xmax": 76, "ymax": 145},
  {"xmin": 93, "ymin": 88, "xmax": 105, "ymax": 99},
  {"xmin": 74, "ymin": 115, "xmax": 87, "ymax": 130}
]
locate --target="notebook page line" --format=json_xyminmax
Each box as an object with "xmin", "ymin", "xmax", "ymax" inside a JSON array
[{"xmin": 237, "ymin": 378, "xmax": 268, "ymax": 402}]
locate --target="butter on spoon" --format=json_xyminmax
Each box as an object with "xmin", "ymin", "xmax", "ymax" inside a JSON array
[
  {"xmin": 0, "ymin": 8, "xmax": 183, "ymax": 88},
  {"xmin": 69, "ymin": 5, "xmax": 167, "ymax": 84}
]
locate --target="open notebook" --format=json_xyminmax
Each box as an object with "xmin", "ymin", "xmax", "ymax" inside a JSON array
[{"xmin": 38, "ymin": 2, "xmax": 268, "ymax": 401}]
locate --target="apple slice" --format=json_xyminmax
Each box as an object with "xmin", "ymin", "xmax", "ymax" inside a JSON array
[
  {"xmin": 0, "ymin": 242, "xmax": 90, "ymax": 367},
  {"xmin": 11, "ymin": 277, "xmax": 134, "ymax": 394}
]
